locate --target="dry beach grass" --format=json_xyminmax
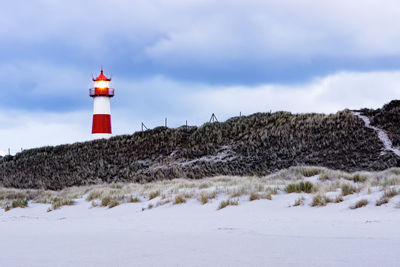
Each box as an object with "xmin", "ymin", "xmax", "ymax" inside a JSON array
[{"xmin": 1, "ymin": 166, "xmax": 400, "ymax": 212}]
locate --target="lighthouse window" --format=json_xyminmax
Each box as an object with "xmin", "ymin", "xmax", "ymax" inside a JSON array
[{"xmin": 95, "ymin": 80, "xmax": 109, "ymax": 89}]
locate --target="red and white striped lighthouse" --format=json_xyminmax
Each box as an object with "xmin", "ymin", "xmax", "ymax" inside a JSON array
[{"xmin": 89, "ymin": 69, "xmax": 114, "ymax": 139}]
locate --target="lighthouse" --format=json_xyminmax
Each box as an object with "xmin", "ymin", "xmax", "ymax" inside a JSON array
[{"xmin": 89, "ymin": 69, "xmax": 114, "ymax": 139}]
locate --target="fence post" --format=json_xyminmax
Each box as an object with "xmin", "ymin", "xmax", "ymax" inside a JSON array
[
  {"xmin": 141, "ymin": 122, "xmax": 148, "ymax": 132},
  {"xmin": 209, "ymin": 113, "xmax": 218, "ymax": 123}
]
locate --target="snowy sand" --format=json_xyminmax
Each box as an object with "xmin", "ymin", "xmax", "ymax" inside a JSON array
[{"xmin": 1, "ymin": 192, "xmax": 399, "ymax": 267}]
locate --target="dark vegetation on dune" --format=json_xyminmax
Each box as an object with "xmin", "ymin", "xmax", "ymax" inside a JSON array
[
  {"xmin": 1, "ymin": 106, "xmax": 400, "ymax": 190},
  {"xmin": 360, "ymin": 100, "xmax": 400, "ymax": 147}
]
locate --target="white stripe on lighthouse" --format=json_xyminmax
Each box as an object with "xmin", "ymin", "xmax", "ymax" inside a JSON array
[
  {"xmin": 93, "ymin": 96, "xmax": 111, "ymax": 114},
  {"xmin": 92, "ymin": 133, "xmax": 112, "ymax": 139}
]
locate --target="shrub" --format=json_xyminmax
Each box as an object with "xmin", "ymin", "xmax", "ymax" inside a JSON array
[
  {"xmin": 173, "ymin": 195, "xmax": 186, "ymax": 205},
  {"xmin": 351, "ymin": 173, "xmax": 369, "ymax": 183},
  {"xmin": 100, "ymin": 196, "xmax": 121, "ymax": 208},
  {"xmin": 89, "ymin": 193, "xmax": 125, "ymax": 208},
  {"xmin": 374, "ymin": 189, "xmax": 399, "ymax": 207},
  {"xmin": 148, "ymin": 191, "xmax": 160, "ymax": 200},
  {"xmin": 101, "ymin": 196, "xmax": 112, "ymax": 207},
  {"xmin": 383, "ymin": 188, "xmax": 398, "ymax": 198},
  {"xmin": 4, "ymin": 198, "xmax": 28, "ymax": 211},
  {"xmin": 249, "ymin": 192, "xmax": 272, "ymax": 201},
  {"xmin": 199, "ymin": 190, "xmax": 217, "ymax": 205},
  {"xmin": 107, "ymin": 199, "xmax": 120, "ymax": 208},
  {"xmin": 12, "ymin": 198, "xmax": 28, "ymax": 209},
  {"xmin": 200, "ymin": 193, "xmax": 209, "ymax": 204},
  {"xmin": 209, "ymin": 191, "xmax": 217, "ymax": 199},
  {"xmin": 334, "ymin": 195, "xmax": 344, "ymax": 203},
  {"xmin": 50, "ymin": 197, "xmax": 75, "ymax": 211},
  {"xmin": 285, "ymin": 183, "xmax": 297, "ymax": 193},
  {"xmin": 128, "ymin": 196, "xmax": 140, "ymax": 203},
  {"xmin": 86, "ymin": 190, "xmax": 102, "ymax": 201},
  {"xmin": 350, "ymin": 199, "xmax": 368, "ymax": 209},
  {"xmin": 376, "ymin": 197, "xmax": 389, "ymax": 206},
  {"xmin": 285, "ymin": 181, "xmax": 313, "ymax": 193},
  {"xmin": 293, "ymin": 196, "xmax": 305, "ymax": 206},
  {"xmin": 311, "ymin": 194, "xmax": 330, "ymax": 207},
  {"xmin": 249, "ymin": 192, "xmax": 260, "ymax": 201},
  {"xmin": 218, "ymin": 199, "xmax": 239, "ymax": 210},
  {"xmin": 341, "ymin": 184, "xmax": 357, "ymax": 196}
]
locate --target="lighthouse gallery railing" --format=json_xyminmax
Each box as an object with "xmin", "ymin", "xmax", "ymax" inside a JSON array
[{"xmin": 89, "ymin": 88, "xmax": 115, "ymax": 97}]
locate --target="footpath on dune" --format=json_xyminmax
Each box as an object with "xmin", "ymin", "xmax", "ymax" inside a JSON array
[{"xmin": 353, "ymin": 112, "xmax": 400, "ymax": 156}]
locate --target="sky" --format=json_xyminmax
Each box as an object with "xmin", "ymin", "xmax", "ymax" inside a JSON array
[{"xmin": 2, "ymin": 0, "xmax": 400, "ymax": 155}]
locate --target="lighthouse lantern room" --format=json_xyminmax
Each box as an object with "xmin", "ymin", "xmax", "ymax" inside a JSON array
[{"xmin": 89, "ymin": 69, "xmax": 114, "ymax": 139}]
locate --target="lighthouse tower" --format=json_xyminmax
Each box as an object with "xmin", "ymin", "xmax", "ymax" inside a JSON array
[{"xmin": 89, "ymin": 69, "xmax": 114, "ymax": 139}]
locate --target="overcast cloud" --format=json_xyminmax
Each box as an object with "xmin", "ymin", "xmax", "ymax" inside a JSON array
[{"xmin": 1, "ymin": 0, "xmax": 400, "ymax": 154}]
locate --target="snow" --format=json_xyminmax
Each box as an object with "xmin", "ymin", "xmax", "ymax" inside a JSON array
[
  {"xmin": 179, "ymin": 145, "xmax": 237, "ymax": 166},
  {"xmin": 1, "ymin": 192, "xmax": 400, "ymax": 267},
  {"xmin": 353, "ymin": 112, "xmax": 400, "ymax": 156},
  {"xmin": 304, "ymin": 174, "xmax": 320, "ymax": 183}
]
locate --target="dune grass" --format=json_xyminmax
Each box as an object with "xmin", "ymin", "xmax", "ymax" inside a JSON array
[
  {"xmin": 285, "ymin": 181, "xmax": 314, "ymax": 193},
  {"xmin": 218, "ymin": 199, "xmax": 239, "ymax": 210},
  {"xmin": 1, "ymin": 166, "xmax": 400, "ymax": 211},
  {"xmin": 350, "ymin": 199, "xmax": 369, "ymax": 209}
]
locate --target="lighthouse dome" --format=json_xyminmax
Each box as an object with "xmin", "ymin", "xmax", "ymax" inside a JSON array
[{"xmin": 93, "ymin": 69, "xmax": 111, "ymax": 81}]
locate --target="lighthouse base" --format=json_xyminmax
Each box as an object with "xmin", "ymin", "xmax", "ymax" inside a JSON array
[{"xmin": 92, "ymin": 133, "xmax": 112, "ymax": 139}]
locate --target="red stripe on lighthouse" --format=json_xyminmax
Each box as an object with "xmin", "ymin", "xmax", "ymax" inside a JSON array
[{"xmin": 92, "ymin": 114, "xmax": 112, "ymax": 134}]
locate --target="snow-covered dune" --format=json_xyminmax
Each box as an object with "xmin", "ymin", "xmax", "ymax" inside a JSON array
[{"xmin": 1, "ymin": 188, "xmax": 399, "ymax": 267}]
